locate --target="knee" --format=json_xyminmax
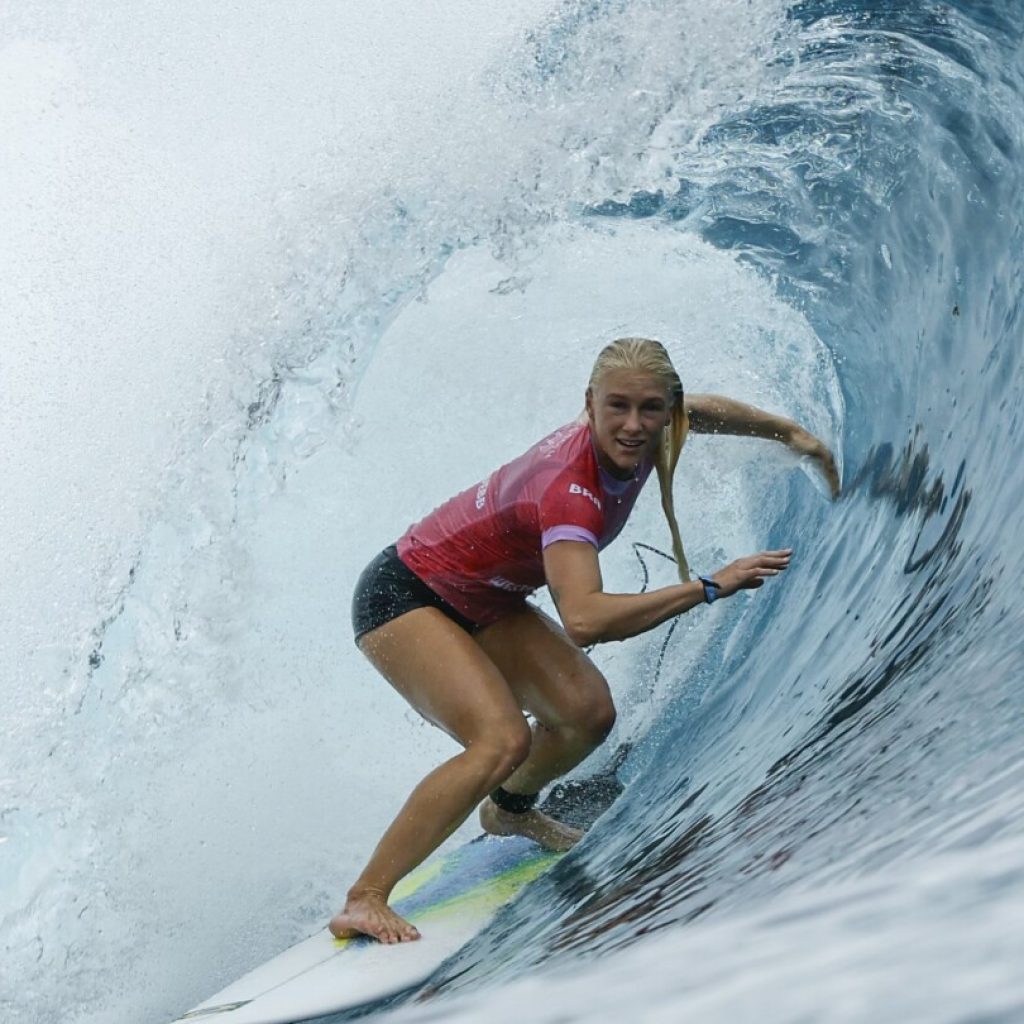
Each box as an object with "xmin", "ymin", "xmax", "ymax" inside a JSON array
[
  {"xmin": 472, "ymin": 717, "xmax": 532, "ymax": 786},
  {"xmin": 581, "ymin": 694, "xmax": 617, "ymax": 745},
  {"xmin": 559, "ymin": 667, "xmax": 616, "ymax": 746}
]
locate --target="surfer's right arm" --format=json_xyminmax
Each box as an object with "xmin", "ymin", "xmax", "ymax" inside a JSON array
[{"xmin": 543, "ymin": 540, "xmax": 793, "ymax": 647}]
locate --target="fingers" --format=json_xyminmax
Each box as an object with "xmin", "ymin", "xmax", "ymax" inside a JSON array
[
  {"xmin": 744, "ymin": 549, "xmax": 793, "ymax": 569},
  {"xmin": 819, "ymin": 455, "xmax": 841, "ymax": 498},
  {"xmin": 794, "ymin": 429, "xmax": 841, "ymax": 499},
  {"xmin": 815, "ymin": 446, "xmax": 841, "ymax": 498},
  {"xmin": 712, "ymin": 549, "xmax": 795, "ymax": 598},
  {"xmin": 738, "ymin": 567, "xmax": 778, "ymax": 587}
]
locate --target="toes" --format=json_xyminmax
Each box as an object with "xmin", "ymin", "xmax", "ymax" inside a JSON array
[{"xmin": 331, "ymin": 896, "xmax": 421, "ymax": 945}]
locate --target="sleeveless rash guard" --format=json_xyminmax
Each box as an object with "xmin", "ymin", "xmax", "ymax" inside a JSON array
[{"xmin": 396, "ymin": 421, "xmax": 653, "ymax": 625}]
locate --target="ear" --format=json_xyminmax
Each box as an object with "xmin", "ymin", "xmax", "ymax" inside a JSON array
[{"xmin": 585, "ymin": 387, "xmax": 595, "ymax": 421}]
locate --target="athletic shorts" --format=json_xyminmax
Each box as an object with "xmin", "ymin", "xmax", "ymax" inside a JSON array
[{"xmin": 351, "ymin": 545, "xmax": 483, "ymax": 643}]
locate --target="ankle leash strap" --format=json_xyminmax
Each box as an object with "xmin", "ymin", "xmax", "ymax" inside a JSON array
[{"xmin": 490, "ymin": 786, "xmax": 539, "ymax": 814}]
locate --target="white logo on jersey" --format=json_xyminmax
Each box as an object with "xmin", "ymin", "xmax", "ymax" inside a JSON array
[
  {"xmin": 475, "ymin": 476, "xmax": 490, "ymax": 511},
  {"xmin": 488, "ymin": 576, "xmax": 535, "ymax": 593},
  {"xmin": 539, "ymin": 426, "xmax": 575, "ymax": 459},
  {"xmin": 568, "ymin": 482, "xmax": 602, "ymax": 510}
]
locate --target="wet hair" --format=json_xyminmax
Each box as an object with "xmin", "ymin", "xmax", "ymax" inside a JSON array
[{"xmin": 588, "ymin": 337, "xmax": 691, "ymax": 580}]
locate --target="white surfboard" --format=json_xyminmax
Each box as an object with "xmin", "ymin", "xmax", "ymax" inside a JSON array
[{"xmin": 172, "ymin": 835, "xmax": 559, "ymax": 1024}]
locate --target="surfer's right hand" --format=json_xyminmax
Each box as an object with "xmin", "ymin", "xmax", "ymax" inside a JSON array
[
  {"xmin": 788, "ymin": 428, "xmax": 841, "ymax": 499},
  {"xmin": 710, "ymin": 550, "xmax": 793, "ymax": 597}
]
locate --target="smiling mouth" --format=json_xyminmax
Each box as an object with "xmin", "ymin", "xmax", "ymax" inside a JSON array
[{"xmin": 616, "ymin": 438, "xmax": 645, "ymax": 450}]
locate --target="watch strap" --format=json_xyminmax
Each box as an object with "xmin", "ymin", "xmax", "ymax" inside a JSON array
[{"xmin": 698, "ymin": 575, "xmax": 721, "ymax": 604}]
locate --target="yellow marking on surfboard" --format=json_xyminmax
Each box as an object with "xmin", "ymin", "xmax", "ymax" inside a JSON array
[
  {"xmin": 331, "ymin": 849, "xmax": 561, "ymax": 947},
  {"xmin": 392, "ymin": 856, "xmax": 448, "ymax": 901},
  {"xmin": 330, "ymin": 856, "xmax": 461, "ymax": 947},
  {"xmin": 411, "ymin": 851, "xmax": 561, "ymax": 924}
]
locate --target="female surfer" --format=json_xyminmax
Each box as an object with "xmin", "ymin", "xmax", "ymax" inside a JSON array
[{"xmin": 330, "ymin": 337, "xmax": 840, "ymax": 944}]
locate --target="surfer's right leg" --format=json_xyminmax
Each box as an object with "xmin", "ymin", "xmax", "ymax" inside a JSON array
[
  {"xmin": 473, "ymin": 604, "xmax": 616, "ymax": 846},
  {"xmin": 331, "ymin": 606, "xmax": 531, "ymax": 944}
]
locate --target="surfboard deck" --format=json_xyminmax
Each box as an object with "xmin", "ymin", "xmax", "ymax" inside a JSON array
[{"xmin": 171, "ymin": 835, "xmax": 560, "ymax": 1024}]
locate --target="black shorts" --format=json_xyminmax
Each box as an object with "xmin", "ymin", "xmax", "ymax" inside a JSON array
[{"xmin": 351, "ymin": 545, "xmax": 482, "ymax": 643}]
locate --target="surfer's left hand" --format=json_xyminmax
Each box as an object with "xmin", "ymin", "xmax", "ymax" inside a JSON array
[{"xmin": 789, "ymin": 428, "xmax": 840, "ymax": 498}]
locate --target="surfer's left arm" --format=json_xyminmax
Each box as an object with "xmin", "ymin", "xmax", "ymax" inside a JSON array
[{"xmin": 685, "ymin": 393, "xmax": 840, "ymax": 498}]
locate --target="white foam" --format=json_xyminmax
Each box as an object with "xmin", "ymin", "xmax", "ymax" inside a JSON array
[
  {"xmin": 0, "ymin": 3, "xmax": 845, "ymax": 1022},
  {"xmin": 0, "ymin": 4, "xmax": 562, "ymax": 1022}
]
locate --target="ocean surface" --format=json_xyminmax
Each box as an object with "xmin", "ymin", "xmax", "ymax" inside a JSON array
[{"xmin": 3, "ymin": 1, "xmax": 1023, "ymax": 1022}]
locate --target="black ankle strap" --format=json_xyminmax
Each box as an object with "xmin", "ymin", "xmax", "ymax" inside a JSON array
[{"xmin": 490, "ymin": 786, "xmax": 538, "ymax": 814}]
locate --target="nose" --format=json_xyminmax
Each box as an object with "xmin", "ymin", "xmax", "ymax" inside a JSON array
[{"xmin": 624, "ymin": 406, "xmax": 643, "ymax": 433}]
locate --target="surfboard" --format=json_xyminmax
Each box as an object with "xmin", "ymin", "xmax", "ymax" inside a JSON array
[{"xmin": 171, "ymin": 835, "xmax": 560, "ymax": 1024}]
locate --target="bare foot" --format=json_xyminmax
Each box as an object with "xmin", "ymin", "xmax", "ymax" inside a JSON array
[
  {"xmin": 479, "ymin": 797, "xmax": 583, "ymax": 852},
  {"xmin": 329, "ymin": 889, "xmax": 420, "ymax": 944}
]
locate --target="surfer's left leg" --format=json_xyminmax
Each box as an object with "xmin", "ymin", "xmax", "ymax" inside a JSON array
[
  {"xmin": 475, "ymin": 605, "xmax": 617, "ymax": 848},
  {"xmin": 477, "ymin": 780, "xmax": 584, "ymax": 850}
]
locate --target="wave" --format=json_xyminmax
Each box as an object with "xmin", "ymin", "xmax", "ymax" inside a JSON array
[{"xmin": 2, "ymin": 1, "xmax": 1023, "ymax": 1022}]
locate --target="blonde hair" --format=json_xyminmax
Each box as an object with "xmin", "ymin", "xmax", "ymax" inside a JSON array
[{"xmin": 588, "ymin": 337, "xmax": 691, "ymax": 581}]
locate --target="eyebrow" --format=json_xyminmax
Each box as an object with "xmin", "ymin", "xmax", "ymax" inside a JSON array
[{"xmin": 604, "ymin": 392, "xmax": 668, "ymax": 403}]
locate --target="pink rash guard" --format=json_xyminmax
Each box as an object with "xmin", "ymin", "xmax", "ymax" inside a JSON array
[{"xmin": 396, "ymin": 420, "xmax": 653, "ymax": 626}]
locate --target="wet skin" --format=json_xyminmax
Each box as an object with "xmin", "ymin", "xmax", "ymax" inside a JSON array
[
  {"xmin": 330, "ymin": 603, "xmax": 612, "ymax": 944},
  {"xmin": 585, "ymin": 369, "xmax": 673, "ymax": 479}
]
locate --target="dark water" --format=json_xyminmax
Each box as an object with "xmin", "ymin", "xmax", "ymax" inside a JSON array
[{"xmin": 369, "ymin": 2, "xmax": 1024, "ymax": 1020}]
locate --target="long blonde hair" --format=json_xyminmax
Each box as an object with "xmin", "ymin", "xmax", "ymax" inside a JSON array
[{"xmin": 588, "ymin": 337, "xmax": 691, "ymax": 581}]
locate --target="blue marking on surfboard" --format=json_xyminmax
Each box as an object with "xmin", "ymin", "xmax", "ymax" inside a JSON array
[
  {"xmin": 395, "ymin": 836, "xmax": 544, "ymax": 915},
  {"xmin": 336, "ymin": 836, "xmax": 558, "ymax": 949}
]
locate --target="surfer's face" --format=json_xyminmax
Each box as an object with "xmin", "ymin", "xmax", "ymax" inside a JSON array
[{"xmin": 586, "ymin": 369, "xmax": 672, "ymax": 479}]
